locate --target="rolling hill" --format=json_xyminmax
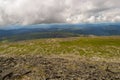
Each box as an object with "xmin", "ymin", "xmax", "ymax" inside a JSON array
[{"xmin": 0, "ymin": 23, "xmax": 120, "ymax": 41}]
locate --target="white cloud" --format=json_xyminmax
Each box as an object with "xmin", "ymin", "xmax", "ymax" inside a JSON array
[{"xmin": 0, "ymin": 0, "xmax": 120, "ymax": 26}]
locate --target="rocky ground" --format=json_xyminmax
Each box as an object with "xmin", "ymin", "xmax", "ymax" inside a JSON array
[{"xmin": 0, "ymin": 55, "xmax": 120, "ymax": 80}]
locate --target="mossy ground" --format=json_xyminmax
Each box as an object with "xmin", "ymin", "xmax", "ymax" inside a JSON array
[
  {"xmin": 0, "ymin": 36, "xmax": 120, "ymax": 80},
  {"xmin": 0, "ymin": 36, "xmax": 120, "ymax": 59}
]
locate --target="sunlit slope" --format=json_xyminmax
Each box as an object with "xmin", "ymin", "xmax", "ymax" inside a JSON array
[{"xmin": 0, "ymin": 36, "xmax": 120, "ymax": 58}]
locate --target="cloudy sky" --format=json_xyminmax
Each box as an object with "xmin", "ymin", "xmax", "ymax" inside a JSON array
[{"xmin": 0, "ymin": 0, "xmax": 120, "ymax": 26}]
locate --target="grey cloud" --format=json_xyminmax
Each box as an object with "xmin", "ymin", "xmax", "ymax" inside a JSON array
[{"xmin": 0, "ymin": 0, "xmax": 120, "ymax": 26}]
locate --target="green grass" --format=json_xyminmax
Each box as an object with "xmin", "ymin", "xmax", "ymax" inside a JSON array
[{"xmin": 0, "ymin": 36, "xmax": 120, "ymax": 59}]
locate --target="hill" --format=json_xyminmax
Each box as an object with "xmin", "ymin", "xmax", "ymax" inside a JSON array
[
  {"xmin": 0, "ymin": 36, "xmax": 120, "ymax": 80},
  {"xmin": 0, "ymin": 23, "xmax": 120, "ymax": 41}
]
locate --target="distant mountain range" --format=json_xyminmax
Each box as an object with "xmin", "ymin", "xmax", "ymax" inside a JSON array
[{"xmin": 0, "ymin": 23, "xmax": 120, "ymax": 41}]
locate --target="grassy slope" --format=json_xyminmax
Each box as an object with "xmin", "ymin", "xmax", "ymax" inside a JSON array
[{"xmin": 0, "ymin": 36, "xmax": 120, "ymax": 59}]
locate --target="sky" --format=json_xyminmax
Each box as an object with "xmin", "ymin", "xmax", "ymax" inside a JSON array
[{"xmin": 0, "ymin": 0, "xmax": 120, "ymax": 27}]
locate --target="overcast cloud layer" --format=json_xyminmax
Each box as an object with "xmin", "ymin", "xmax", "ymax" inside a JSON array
[{"xmin": 0, "ymin": 0, "xmax": 120, "ymax": 26}]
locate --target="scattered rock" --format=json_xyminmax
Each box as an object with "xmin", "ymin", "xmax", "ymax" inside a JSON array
[
  {"xmin": 1, "ymin": 71, "xmax": 13, "ymax": 80},
  {"xmin": 0, "ymin": 55, "xmax": 120, "ymax": 80}
]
